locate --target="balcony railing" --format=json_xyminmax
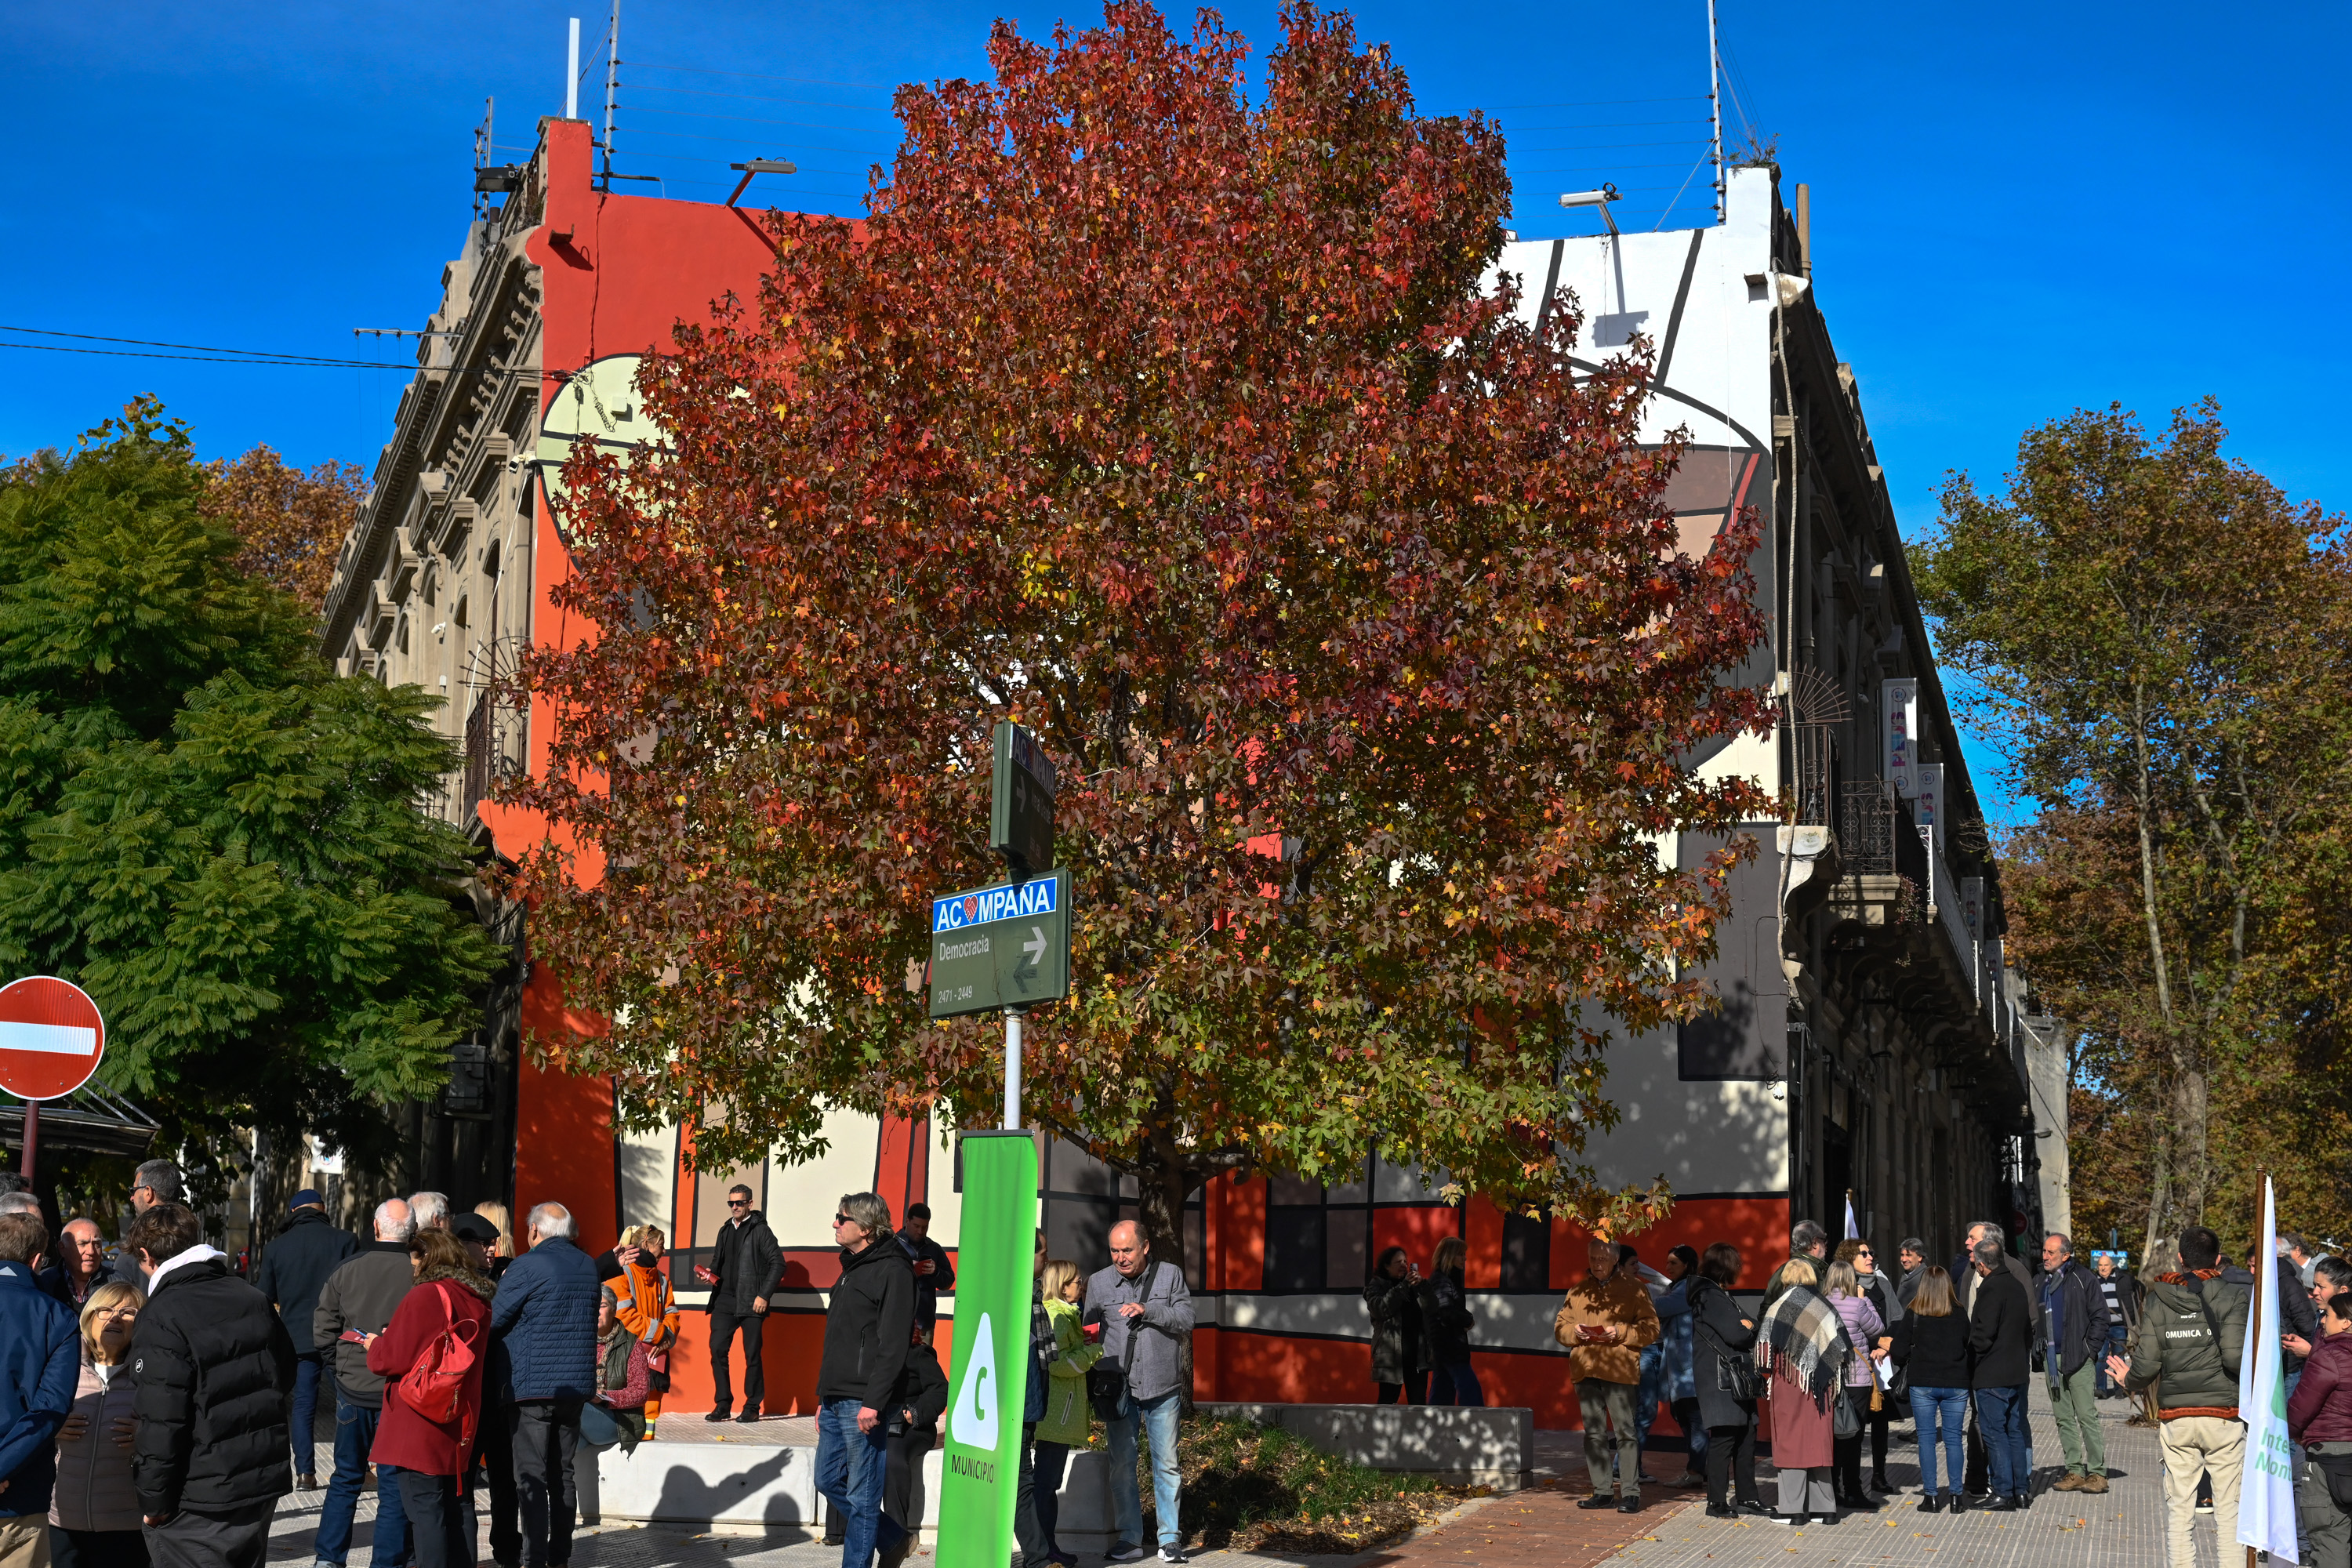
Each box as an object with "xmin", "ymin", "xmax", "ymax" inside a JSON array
[
  {"xmin": 463, "ymin": 692, "xmax": 494, "ymax": 821},
  {"xmin": 1839, "ymin": 781, "xmax": 1928, "ymax": 891}
]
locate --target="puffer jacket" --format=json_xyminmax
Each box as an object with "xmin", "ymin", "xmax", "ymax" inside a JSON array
[
  {"xmin": 0, "ymin": 1259, "xmax": 78, "ymax": 1519},
  {"xmin": 48, "ymin": 1357, "xmax": 138, "ymax": 1533},
  {"xmin": 2125, "ymin": 1269, "xmax": 2249, "ymax": 1418},
  {"xmin": 129, "ymin": 1251, "xmax": 297, "ymax": 1518},
  {"xmin": 491, "ymin": 1236, "xmax": 602, "ymax": 1402},
  {"xmin": 1552, "ymin": 1269, "xmax": 1659, "ymax": 1385},
  {"xmin": 2288, "ymin": 1327, "xmax": 2352, "ymax": 1444}
]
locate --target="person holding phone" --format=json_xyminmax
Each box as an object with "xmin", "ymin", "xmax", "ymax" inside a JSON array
[
  {"xmin": 1363, "ymin": 1248, "xmax": 1425, "ymax": 1406},
  {"xmin": 1552, "ymin": 1238, "xmax": 1661, "ymax": 1515},
  {"xmin": 695, "ymin": 1185, "xmax": 781, "ymax": 1424}
]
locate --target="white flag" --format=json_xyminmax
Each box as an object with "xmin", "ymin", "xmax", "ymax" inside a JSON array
[
  {"xmin": 2237, "ymin": 1176, "xmax": 2301, "ymax": 1562},
  {"xmin": 1844, "ymin": 1195, "xmax": 1860, "ymax": 1240}
]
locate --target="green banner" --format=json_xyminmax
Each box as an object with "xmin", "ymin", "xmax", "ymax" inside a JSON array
[{"xmin": 937, "ymin": 1130, "xmax": 1037, "ymax": 1568}]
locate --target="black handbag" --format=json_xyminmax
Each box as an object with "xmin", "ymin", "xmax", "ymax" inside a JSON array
[
  {"xmin": 1832, "ymin": 1385, "xmax": 1862, "ymax": 1439},
  {"xmin": 1086, "ymin": 1261, "xmax": 1161, "ymax": 1419}
]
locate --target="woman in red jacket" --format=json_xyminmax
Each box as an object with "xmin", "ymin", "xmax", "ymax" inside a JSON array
[{"xmin": 361, "ymin": 1227, "xmax": 496, "ymax": 1568}]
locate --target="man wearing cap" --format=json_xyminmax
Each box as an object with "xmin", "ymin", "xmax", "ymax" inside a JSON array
[{"xmin": 253, "ymin": 1189, "xmax": 358, "ymax": 1490}]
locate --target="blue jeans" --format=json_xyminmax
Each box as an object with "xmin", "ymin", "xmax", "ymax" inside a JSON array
[
  {"xmin": 315, "ymin": 1398, "xmax": 409, "ymax": 1566},
  {"xmin": 1428, "ymin": 1363, "xmax": 1485, "ymax": 1407},
  {"xmin": 815, "ymin": 1399, "xmax": 889, "ymax": 1568},
  {"xmin": 290, "ymin": 1353, "xmax": 325, "ymax": 1479},
  {"xmin": 2094, "ymin": 1324, "xmax": 2128, "ymax": 1394},
  {"xmin": 1910, "ymin": 1386, "xmax": 1969, "ymax": 1494},
  {"xmin": 1635, "ymin": 1342, "xmax": 1663, "ymax": 1448},
  {"xmin": 1107, "ymin": 1388, "xmax": 1183, "ymax": 1548},
  {"xmin": 1974, "ymin": 1385, "xmax": 2030, "ymax": 1496}
]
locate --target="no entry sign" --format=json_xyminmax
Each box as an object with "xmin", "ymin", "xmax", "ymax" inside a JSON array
[{"xmin": 0, "ymin": 975, "xmax": 107, "ymax": 1102}]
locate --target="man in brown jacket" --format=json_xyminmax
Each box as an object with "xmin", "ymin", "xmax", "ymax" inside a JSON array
[{"xmin": 1554, "ymin": 1238, "xmax": 1661, "ymax": 1513}]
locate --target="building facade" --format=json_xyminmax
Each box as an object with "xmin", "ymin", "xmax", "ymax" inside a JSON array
[{"xmin": 323, "ymin": 133, "xmax": 2038, "ymax": 1425}]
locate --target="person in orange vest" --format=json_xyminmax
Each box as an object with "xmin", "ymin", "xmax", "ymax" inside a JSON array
[{"xmin": 604, "ymin": 1225, "xmax": 680, "ymax": 1438}]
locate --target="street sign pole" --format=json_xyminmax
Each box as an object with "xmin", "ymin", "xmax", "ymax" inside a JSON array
[
  {"xmin": 18, "ymin": 1102, "xmax": 34, "ymax": 1181},
  {"xmin": 1003, "ymin": 1007, "xmax": 1025, "ymax": 1131}
]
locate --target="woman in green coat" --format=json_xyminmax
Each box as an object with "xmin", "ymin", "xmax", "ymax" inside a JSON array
[{"xmin": 1033, "ymin": 1258, "xmax": 1103, "ymax": 1566}]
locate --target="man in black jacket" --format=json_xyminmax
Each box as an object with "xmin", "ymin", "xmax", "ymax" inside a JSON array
[
  {"xmin": 1967, "ymin": 1239, "xmax": 2035, "ymax": 1512},
  {"xmin": 899, "ymin": 1203, "xmax": 956, "ymax": 1326},
  {"xmin": 252, "ymin": 1190, "xmax": 356, "ymax": 1489},
  {"xmin": 694, "ymin": 1185, "xmax": 782, "ymax": 1423},
  {"xmin": 126, "ymin": 1202, "xmax": 296, "ymax": 1568},
  {"xmin": 1955, "ymin": 1221, "xmax": 2041, "ymax": 1497},
  {"xmin": 815, "ymin": 1193, "xmax": 913, "ymax": 1568}
]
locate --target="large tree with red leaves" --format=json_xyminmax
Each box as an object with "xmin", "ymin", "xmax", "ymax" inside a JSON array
[{"xmin": 507, "ymin": 2, "xmax": 1771, "ymax": 1252}]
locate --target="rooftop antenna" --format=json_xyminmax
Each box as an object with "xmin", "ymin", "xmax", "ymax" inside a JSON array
[
  {"xmin": 565, "ymin": 18, "xmax": 580, "ymax": 119},
  {"xmin": 601, "ymin": 0, "xmax": 619, "ymax": 191},
  {"xmin": 1708, "ymin": 0, "xmax": 1724, "ymax": 223},
  {"xmin": 473, "ymin": 96, "xmax": 495, "ymax": 219}
]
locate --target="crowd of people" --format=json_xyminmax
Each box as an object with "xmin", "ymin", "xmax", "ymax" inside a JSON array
[
  {"xmin": 0, "ymin": 1161, "xmax": 688, "ymax": 1568},
  {"xmin": 0, "ymin": 1173, "xmax": 1204, "ymax": 1568}
]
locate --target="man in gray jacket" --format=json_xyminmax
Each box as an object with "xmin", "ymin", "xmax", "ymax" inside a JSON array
[
  {"xmin": 1083, "ymin": 1222, "xmax": 1195, "ymax": 1566},
  {"xmin": 310, "ymin": 1200, "xmax": 416, "ymax": 1568}
]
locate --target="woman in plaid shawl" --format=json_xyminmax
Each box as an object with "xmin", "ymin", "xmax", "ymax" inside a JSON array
[{"xmin": 1754, "ymin": 1258, "xmax": 1857, "ymax": 1525}]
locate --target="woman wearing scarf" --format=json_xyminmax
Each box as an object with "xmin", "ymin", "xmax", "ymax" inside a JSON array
[{"xmin": 1755, "ymin": 1257, "xmax": 1856, "ymax": 1526}]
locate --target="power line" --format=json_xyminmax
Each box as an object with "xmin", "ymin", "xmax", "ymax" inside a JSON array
[
  {"xmin": 0, "ymin": 325, "xmax": 408, "ymax": 368},
  {"xmin": 0, "ymin": 341, "xmax": 419, "ymax": 370}
]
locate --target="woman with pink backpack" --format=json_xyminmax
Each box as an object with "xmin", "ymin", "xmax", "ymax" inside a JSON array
[{"xmin": 359, "ymin": 1228, "xmax": 495, "ymax": 1568}]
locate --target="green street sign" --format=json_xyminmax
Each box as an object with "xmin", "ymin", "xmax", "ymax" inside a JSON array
[
  {"xmin": 989, "ymin": 722, "xmax": 1057, "ymax": 877},
  {"xmin": 927, "ymin": 872, "xmax": 1071, "ymax": 1020},
  {"xmin": 935, "ymin": 1131, "xmax": 1037, "ymax": 1568}
]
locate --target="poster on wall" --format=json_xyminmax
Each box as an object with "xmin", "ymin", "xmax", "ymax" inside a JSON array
[
  {"xmin": 1882, "ymin": 679, "xmax": 1919, "ymax": 798},
  {"xmin": 1915, "ymin": 764, "xmax": 1944, "ymax": 855}
]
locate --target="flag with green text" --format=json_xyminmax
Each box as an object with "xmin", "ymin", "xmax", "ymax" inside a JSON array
[
  {"xmin": 936, "ymin": 1131, "xmax": 1037, "ymax": 1568},
  {"xmin": 2236, "ymin": 1174, "xmax": 2300, "ymax": 1563}
]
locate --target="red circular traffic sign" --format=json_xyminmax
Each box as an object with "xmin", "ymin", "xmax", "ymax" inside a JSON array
[{"xmin": 0, "ymin": 976, "xmax": 106, "ymax": 1102}]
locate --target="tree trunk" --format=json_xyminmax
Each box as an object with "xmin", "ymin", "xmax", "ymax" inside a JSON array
[
  {"xmin": 2171, "ymin": 1064, "xmax": 2210, "ymax": 1225},
  {"xmin": 2141, "ymin": 1120, "xmax": 2172, "ymax": 1278},
  {"xmin": 1131, "ymin": 1136, "xmax": 1202, "ymax": 1414}
]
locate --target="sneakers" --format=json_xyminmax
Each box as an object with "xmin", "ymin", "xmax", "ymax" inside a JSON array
[
  {"xmin": 1108, "ymin": 1545, "xmax": 1148, "ymax": 1564},
  {"xmin": 1159, "ymin": 1548, "xmax": 1189, "ymax": 1564},
  {"xmin": 1765, "ymin": 1512, "xmax": 1806, "ymax": 1526},
  {"xmin": 2080, "ymin": 1473, "xmax": 2109, "ymax": 1494}
]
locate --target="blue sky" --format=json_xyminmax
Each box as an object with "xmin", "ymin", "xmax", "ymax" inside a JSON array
[{"xmin": 5, "ymin": 2, "xmax": 2346, "ymax": 818}]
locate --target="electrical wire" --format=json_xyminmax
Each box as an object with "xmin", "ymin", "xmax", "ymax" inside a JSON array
[{"xmin": 0, "ymin": 325, "xmax": 410, "ymax": 368}]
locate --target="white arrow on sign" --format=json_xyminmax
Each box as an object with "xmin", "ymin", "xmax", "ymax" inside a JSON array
[{"xmin": 1022, "ymin": 926, "xmax": 1047, "ymax": 967}]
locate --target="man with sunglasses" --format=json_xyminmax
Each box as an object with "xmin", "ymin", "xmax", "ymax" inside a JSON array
[{"xmin": 695, "ymin": 1185, "xmax": 782, "ymax": 1423}]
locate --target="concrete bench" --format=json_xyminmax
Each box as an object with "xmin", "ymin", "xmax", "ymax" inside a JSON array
[{"xmin": 1196, "ymin": 1403, "xmax": 1533, "ymax": 1490}]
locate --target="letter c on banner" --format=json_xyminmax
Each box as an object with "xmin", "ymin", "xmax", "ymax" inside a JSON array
[{"xmin": 950, "ymin": 1311, "xmax": 1000, "ymax": 1449}]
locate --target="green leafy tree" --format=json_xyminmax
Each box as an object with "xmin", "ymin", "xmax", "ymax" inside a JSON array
[
  {"xmin": 506, "ymin": 2, "xmax": 1772, "ymax": 1253},
  {"xmin": 1916, "ymin": 400, "xmax": 2350, "ymax": 1256},
  {"xmin": 0, "ymin": 399, "xmax": 506, "ymax": 1196}
]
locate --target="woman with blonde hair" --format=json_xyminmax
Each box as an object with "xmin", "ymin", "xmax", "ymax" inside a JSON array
[
  {"xmin": 1754, "ymin": 1257, "xmax": 1854, "ymax": 1526},
  {"xmin": 1822, "ymin": 1261, "xmax": 1886, "ymax": 1510},
  {"xmin": 50, "ymin": 1280, "xmax": 145, "ymax": 1568},
  {"xmin": 1029, "ymin": 1259, "xmax": 1099, "ymax": 1566},
  {"xmin": 607, "ymin": 1224, "xmax": 680, "ymax": 1437}
]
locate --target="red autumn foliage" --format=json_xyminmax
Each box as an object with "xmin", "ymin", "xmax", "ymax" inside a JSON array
[{"xmin": 505, "ymin": 2, "xmax": 1771, "ymax": 1250}]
